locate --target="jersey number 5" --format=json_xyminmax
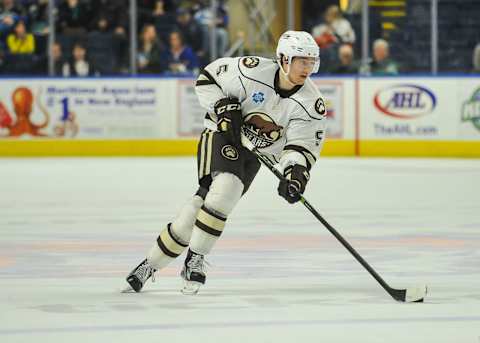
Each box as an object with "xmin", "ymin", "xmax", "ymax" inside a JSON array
[{"xmin": 216, "ymin": 64, "xmax": 228, "ymax": 76}]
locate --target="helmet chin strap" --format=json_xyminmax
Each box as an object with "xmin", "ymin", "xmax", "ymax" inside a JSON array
[{"xmin": 277, "ymin": 58, "xmax": 297, "ymax": 87}]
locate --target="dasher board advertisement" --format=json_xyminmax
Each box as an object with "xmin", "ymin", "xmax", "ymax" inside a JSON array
[
  {"xmin": 0, "ymin": 79, "xmax": 171, "ymax": 139},
  {"xmin": 359, "ymin": 78, "xmax": 458, "ymax": 140},
  {"xmin": 458, "ymin": 80, "xmax": 480, "ymax": 140}
]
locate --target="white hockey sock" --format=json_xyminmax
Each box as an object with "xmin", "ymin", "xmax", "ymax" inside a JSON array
[
  {"xmin": 147, "ymin": 223, "xmax": 188, "ymax": 269},
  {"xmin": 189, "ymin": 205, "xmax": 227, "ymax": 255},
  {"xmin": 189, "ymin": 172, "xmax": 243, "ymax": 255},
  {"xmin": 171, "ymin": 195, "xmax": 204, "ymax": 243},
  {"xmin": 147, "ymin": 195, "xmax": 203, "ymax": 269}
]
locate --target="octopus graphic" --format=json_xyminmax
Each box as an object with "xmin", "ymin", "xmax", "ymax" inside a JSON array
[{"xmin": 0, "ymin": 87, "xmax": 50, "ymax": 137}]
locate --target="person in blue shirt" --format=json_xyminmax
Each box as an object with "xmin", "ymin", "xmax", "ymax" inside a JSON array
[
  {"xmin": 160, "ymin": 30, "xmax": 198, "ymax": 75},
  {"xmin": 0, "ymin": 0, "xmax": 23, "ymax": 37}
]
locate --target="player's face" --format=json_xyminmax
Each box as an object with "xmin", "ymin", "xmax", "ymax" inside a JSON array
[{"xmin": 289, "ymin": 57, "xmax": 316, "ymax": 85}]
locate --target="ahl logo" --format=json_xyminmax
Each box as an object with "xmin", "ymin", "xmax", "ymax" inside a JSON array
[
  {"xmin": 252, "ymin": 92, "xmax": 264, "ymax": 104},
  {"xmin": 242, "ymin": 112, "xmax": 283, "ymax": 148},
  {"xmin": 462, "ymin": 87, "xmax": 480, "ymax": 131},
  {"xmin": 374, "ymin": 84, "xmax": 437, "ymax": 119}
]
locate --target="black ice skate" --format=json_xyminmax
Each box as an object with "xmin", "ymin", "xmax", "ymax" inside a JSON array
[
  {"xmin": 123, "ymin": 258, "xmax": 156, "ymax": 293},
  {"xmin": 180, "ymin": 249, "xmax": 206, "ymax": 295}
]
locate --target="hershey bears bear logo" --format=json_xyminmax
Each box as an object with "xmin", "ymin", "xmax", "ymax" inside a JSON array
[
  {"xmin": 242, "ymin": 57, "xmax": 260, "ymax": 68},
  {"xmin": 242, "ymin": 112, "xmax": 283, "ymax": 148},
  {"xmin": 315, "ymin": 98, "xmax": 326, "ymax": 115},
  {"xmin": 221, "ymin": 145, "xmax": 239, "ymax": 160}
]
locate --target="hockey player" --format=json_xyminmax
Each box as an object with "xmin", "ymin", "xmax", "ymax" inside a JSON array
[{"xmin": 125, "ymin": 30, "xmax": 327, "ymax": 295}]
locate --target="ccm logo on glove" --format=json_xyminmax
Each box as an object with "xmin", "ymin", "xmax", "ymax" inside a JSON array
[
  {"xmin": 214, "ymin": 98, "xmax": 243, "ymax": 146},
  {"xmin": 216, "ymin": 103, "xmax": 241, "ymax": 114}
]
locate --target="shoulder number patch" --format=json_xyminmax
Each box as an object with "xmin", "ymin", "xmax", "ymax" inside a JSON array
[
  {"xmin": 242, "ymin": 57, "xmax": 260, "ymax": 68},
  {"xmin": 216, "ymin": 64, "xmax": 228, "ymax": 76},
  {"xmin": 315, "ymin": 130, "xmax": 324, "ymax": 146},
  {"xmin": 315, "ymin": 98, "xmax": 326, "ymax": 115}
]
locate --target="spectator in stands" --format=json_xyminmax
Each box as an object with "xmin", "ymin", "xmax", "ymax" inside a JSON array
[
  {"xmin": 3, "ymin": 19, "xmax": 36, "ymax": 74},
  {"xmin": 312, "ymin": 5, "xmax": 355, "ymax": 49},
  {"xmin": 137, "ymin": 0, "xmax": 155, "ymax": 26},
  {"xmin": 330, "ymin": 44, "xmax": 358, "ymax": 74},
  {"xmin": 138, "ymin": 0, "xmax": 175, "ymax": 25},
  {"xmin": 137, "ymin": 23, "xmax": 164, "ymax": 74},
  {"xmin": 89, "ymin": 0, "xmax": 128, "ymax": 36},
  {"xmin": 160, "ymin": 30, "xmax": 198, "ymax": 74},
  {"xmin": 27, "ymin": 0, "xmax": 49, "ymax": 35},
  {"xmin": 176, "ymin": 7, "xmax": 205, "ymax": 65},
  {"xmin": 0, "ymin": 0, "xmax": 23, "ymax": 14},
  {"xmin": 311, "ymin": 5, "xmax": 355, "ymax": 74},
  {"xmin": 63, "ymin": 42, "xmax": 97, "ymax": 76},
  {"xmin": 151, "ymin": 0, "xmax": 177, "ymax": 44},
  {"xmin": 369, "ymin": 38, "xmax": 399, "ymax": 75},
  {"xmin": 0, "ymin": 0, "xmax": 25, "ymax": 36},
  {"xmin": 0, "ymin": 0, "xmax": 23, "ymax": 13},
  {"xmin": 52, "ymin": 41, "xmax": 68, "ymax": 76},
  {"xmin": 57, "ymin": 0, "xmax": 91, "ymax": 35},
  {"xmin": 6, "ymin": 19, "xmax": 35, "ymax": 54},
  {"xmin": 473, "ymin": 43, "xmax": 480, "ymax": 74},
  {"xmin": 194, "ymin": 1, "xmax": 229, "ymax": 60},
  {"xmin": 88, "ymin": 0, "xmax": 129, "ymax": 73}
]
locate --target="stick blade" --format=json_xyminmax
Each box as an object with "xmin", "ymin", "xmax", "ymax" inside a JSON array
[
  {"xmin": 390, "ymin": 284, "xmax": 427, "ymax": 302},
  {"xmin": 405, "ymin": 284, "xmax": 428, "ymax": 303}
]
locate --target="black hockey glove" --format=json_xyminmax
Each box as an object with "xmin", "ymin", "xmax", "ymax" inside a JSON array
[
  {"xmin": 278, "ymin": 164, "xmax": 310, "ymax": 204},
  {"xmin": 214, "ymin": 97, "xmax": 242, "ymax": 146}
]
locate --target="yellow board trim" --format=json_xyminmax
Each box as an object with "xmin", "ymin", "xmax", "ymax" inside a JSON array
[
  {"xmin": 322, "ymin": 139, "xmax": 356, "ymax": 156},
  {"xmin": 0, "ymin": 139, "xmax": 356, "ymax": 157},
  {"xmin": 360, "ymin": 140, "xmax": 480, "ymax": 158},
  {"xmin": 0, "ymin": 139, "xmax": 199, "ymax": 157},
  {"xmin": 1, "ymin": 139, "xmax": 479, "ymax": 158}
]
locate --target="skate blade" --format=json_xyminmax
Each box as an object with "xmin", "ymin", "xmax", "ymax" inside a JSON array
[
  {"xmin": 181, "ymin": 280, "xmax": 202, "ymax": 295},
  {"xmin": 120, "ymin": 283, "xmax": 135, "ymax": 293}
]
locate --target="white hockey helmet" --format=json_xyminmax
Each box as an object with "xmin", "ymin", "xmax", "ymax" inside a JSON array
[{"xmin": 276, "ymin": 30, "xmax": 320, "ymax": 74}]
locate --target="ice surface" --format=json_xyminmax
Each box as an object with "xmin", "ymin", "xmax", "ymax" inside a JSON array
[{"xmin": 1, "ymin": 157, "xmax": 479, "ymax": 343}]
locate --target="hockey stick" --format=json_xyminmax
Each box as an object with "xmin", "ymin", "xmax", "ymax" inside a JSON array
[{"xmin": 241, "ymin": 135, "xmax": 427, "ymax": 303}]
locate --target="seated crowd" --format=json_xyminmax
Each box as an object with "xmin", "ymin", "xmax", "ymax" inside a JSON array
[
  {"xmin": 0, "ymin": 1, "xmax": 478, "ymax": 76},
  {"xmin": 308, "ymin": 3, "xmax": 480, "ymax": 75},
  {"xmin": 0, "ymin": 0, "xmax": 227, "ymax": 76}
]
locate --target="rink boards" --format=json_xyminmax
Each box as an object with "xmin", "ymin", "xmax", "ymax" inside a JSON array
[{"xmin": 0, "ymin": 76, "xmax": 479, "ymax": 157}]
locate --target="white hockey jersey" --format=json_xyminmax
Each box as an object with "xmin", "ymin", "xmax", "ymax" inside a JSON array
[{"xmin": 195, "ymin": 56, "xmax": 327, "ymax": 172}]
